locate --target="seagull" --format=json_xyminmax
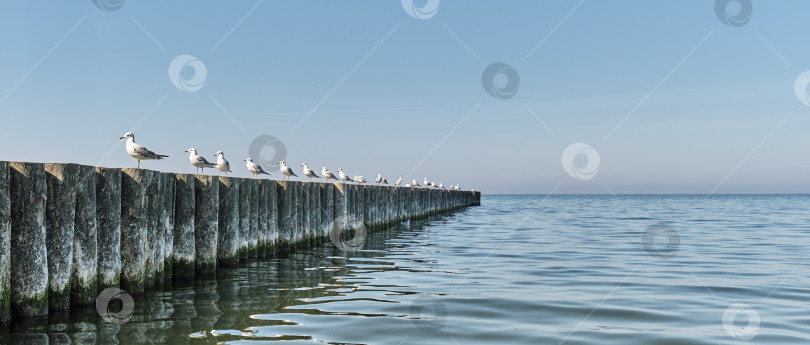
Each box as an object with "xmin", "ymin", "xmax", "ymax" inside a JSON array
[
  {"xmin": 322, "ymin": 167, "xmax": 338, "ymax": 182},
  {"xmin": 119, "ymin": 132, "xmax": 168, "ymax": 168},
  {"xmin": 430, "ymin": 181, "xmax": 436, "ymax": 188},
  {"xmin": 405, "ymin": 183, "xmax": 412, "ymax": 187},
  {"xmin": 381, "ymin": 178, "xmax": 388, "ymax": 185},
  {"xmin": 439, "ymin": 183, "xmax": 444, "ymax": 189},
  {"xmin": 412, "ymin": 179, "xmax": 420, "ymax": 187},
  {"xmin": 278, "ymin": 161, "xmax": 297, "ymax": 181},
  {"xmin": 375, "ymin": 174, "xmax": 383, "ymax": 184},
  {"xmin": 245, "ymin": 158, "xmax": 271, "ymax": 178},
  {"xmin": 353, "ymin": 175, "xmax": 366, "ymax": 183},
  {"xmin": 185, "ymin": 148, "xmax": 216, "ymax": 175},
  {"xmin": 300, "ymin": 162, "xmax": 320, "ymax": 182},
  {"xmin": 395, "ymin": 177, "xmax": 402, "ymax": 186},
  {"xmin": 214, "ymin": 151, "xmax": 231, "ymax": 175},
  {"xmin": 423, "ymin": 177, "xmax": 429, "ymax": 187},
  {"xmin": 338, "ymin": 168, "xmax": 351, "ymax": 182}
]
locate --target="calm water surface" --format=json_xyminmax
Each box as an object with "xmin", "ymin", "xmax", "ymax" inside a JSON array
[{"xmin": 3, "ymin": 194, "xmax": 810, "ymax": 344}]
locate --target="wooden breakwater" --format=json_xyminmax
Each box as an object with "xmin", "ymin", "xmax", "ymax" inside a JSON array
[{"xmin": 0, "ymin": 162, "xmax": 480, "ymax": 320}]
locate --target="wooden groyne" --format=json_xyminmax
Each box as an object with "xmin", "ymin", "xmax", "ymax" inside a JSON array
[{"xmin": 0, "ymin": 162, "xmax": 480, "ymax": 320}]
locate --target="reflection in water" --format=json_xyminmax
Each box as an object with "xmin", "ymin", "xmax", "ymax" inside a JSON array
[{"xmin": 0, "ymin": 215, "xmax": 443, "ymax": 344}]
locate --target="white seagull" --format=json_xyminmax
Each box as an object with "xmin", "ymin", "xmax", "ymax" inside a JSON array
[
  {"xmin": 301, "ymin": 162, "xmax": 320, "ymax": 182},
  {"xmin": 381, "ymin": 178, "xmax": 388, "ymax": 185},
  {"xmin": 423, "ymin": 177, "xmax": 429, "ymax": 187},
  {"xmin": 322, "ymin": 167, "xmax": 338, "ymax": 182},
  {"xmin": 245, "ymin": 158, "xmax": 271, "ymax": 178},
  {"xmin": 338, "ymin": 168, "xmax": 351, "ymax": 182},
  {"xmin": 353, "ymin": 175, "xmax": 366, "ymax": 183},
  {"xmin": 185, "ymin": 148, "xmax": 216, "ymax": 175},
  {"xmin": 119, "ymin": 132, "xmax": 168, "ymax": 168},
  {"xmin": 278, "ymin": 161, "xmax": 297, "ymax": 181},
  {"xmin": 430, "ymin": 181, "xmax": 436, "ymax": 188},
  {"xmin": 405, "ymin": 183, "xmax": 412, "ymax": 187},
  {"xmin": 375, "ymin": 174, "xmax": 383, "ymax": 184},
  {"xmin": 438, "ymin": 183, "xmax": 444, "ymax": 189},
  {"xmin": 395, "ymin": 177, "xmax": 402, "ymax": 186},
  {"xmin": 214, "ymin": 151, "xmax": 231, "ymax": 175},
  {"xmin": 412, "ymin": 179, "xmax": 420, "ymax": 187}
]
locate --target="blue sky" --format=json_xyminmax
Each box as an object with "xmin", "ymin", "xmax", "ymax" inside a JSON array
[{"xmin": 0, "ymin": 1, "xmax": 808, "ymax": 194}]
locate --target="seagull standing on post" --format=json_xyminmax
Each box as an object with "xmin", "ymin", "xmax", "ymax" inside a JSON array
[
  {"xmin": 322, "ymin": 167, "xmax": 338, "ymax": 182},
  {"xmin": 245, "ymin": 158, "xmax": 271, "ymax": 178},
  {"xmin": 185, "ymin": 148, "xmax": 216, "ymax": 175},
  {"xmin": 395, "ymin": 177, "xmax": 402, "ymax": 187},
  {"xmin": 412, "ymin": 179, "xmax": 420, "ymax": 187},
  {"xmin": 119, "ymin": 132, "xmax": 168, "ymax": 168},
  {"xmin": 301, "ymin": 162, "xmax": 320, "ymax": 182},
  {"xmin": 381, "ymin": 178, "xmax": 388, "ymax": 185},
  {"xmin": 278, "ymin": 161, "xmax": 297, "ymax": 181},
  {"xmin": 423, "ymin": 177, "xmax": 429, "ymax": 187},
  {"xmin": 338, "ymin": 168, "xmax": 351, "ymax": 182},
  {"xmin": 214, "ymin": 151, "xmax": 231, "ymax": 175}
]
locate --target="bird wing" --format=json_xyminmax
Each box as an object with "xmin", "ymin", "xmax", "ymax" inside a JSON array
[{"xmin": 133, "ymin": 143, "xmax": 165, "ymax": 159}]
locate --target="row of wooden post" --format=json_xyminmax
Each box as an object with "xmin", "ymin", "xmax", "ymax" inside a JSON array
[{"xmin": 0, "ymin": 162, "xmax": 481, "ymax": 321}]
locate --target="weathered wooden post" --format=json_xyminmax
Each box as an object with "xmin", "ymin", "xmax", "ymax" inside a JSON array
[
  {"xmin": 276, "ymin": 181, "xmax": 290, "ymax": 252},
  {"xmin": 333, "ymin": 183, "xmax": 348, "ymax": 233},
  {"xmin": 44, "ymin": 163, "xmax": 78, "ymax": 309},
  {"xmin": 71, "ymin": 164, "xmax": 98, "ymax": 306},
  {"xmin": 217, "ymin": 177, "xmax": 240, "ymax": 267},
  {"xmin": 0, "ymin": 162, "xmax": 10, "ymax": 321},
  {"xmin": 248, "ymin": 180, "xmax": 259, "ymax": 257},
  {"xmin": 301, "ymin": 183, "xmax": 312, "ymax": 245},
  {"xmin": 294, "ymin": 182, "xmax": 304, "ymax": 246},
  {"xmin": 9, "ymin": 162, "xmax": 49, "ymax": 316},
  {"xmin": 173, "ymin": 174, "xmax": 195, "ymax": 278},
  {"xmin": 195, "ymin": 175, "xmax": 218, "ymax": 274},
  {"xmin": 146, "ymin": 172, "xmax": 165, "ymax": 287},
  {"xmin": 266, "ymin": 180, "xmax": 278, "ymax": 254},
  {"xmin": 95, "ymin": 167, "xmax": 121, "ymax": 291},
  {"xmin": 320, "ymin": 183, "xmax": 333, "ymax": 240},
  {"xmin": 161, "ymin": 173, "xmax": 176, "ymax": 281},
  {"xmin": 120, "ymin": 168, "xmax": 151, "ymax": 293},
  {"xmin": 257, "ymin": 180, "xmax": 269, "ymax": 257},
  {"xmin": 238, "ymin": 178, "xmax": 253, "ymax": 259}
]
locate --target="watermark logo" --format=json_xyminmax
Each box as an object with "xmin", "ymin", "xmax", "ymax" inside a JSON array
[
  {"xmin": 168, "ymin": 55, "xmax": 207, "ymax": 92},
  {"xmin": 642, "ymin": 223, "xmax": 680, "ymax": 260},
  {"xmin": 92, "ymin": 0, "xmax": 125, "ymax": 11},
  {"xmin": 481, "ymin": 62, "xmax": 520, "ymax": 100},
  {"xmin": 714, "ymin": 0, "xmax": 752, "ymax": 27},
  {"xmin": 794, "ymin": 71, "xmax": 810, "ymax": 106},
  {"xmin": 96, "ymin": 288, "xmax": 135, "ymax": 325},
  {"xmin": 722, "ymin": 303, "xmax": 760, "ymax": 340},
  {"xmin": 402, "ymin": 0, "xmax": 439, "ymax": 20},
  {"xmin": 561, "ymin": 143, "xmax": 600, "ymax": 180},
  {"xmin": 328, "ymin": 215, "xmax": 367, "ymax": 252},
  {"xmin": 409, "ymin": 295, "xmax": 447, "ymax": 332},
  {"xmin": 248, "ymin": 135, "xmax": 287, "ymax": 173}
]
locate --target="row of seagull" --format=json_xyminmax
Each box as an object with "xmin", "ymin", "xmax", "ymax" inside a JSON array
[{"xmin": 119, "ymin": 131, "xmax": 463, "ymax": 190}]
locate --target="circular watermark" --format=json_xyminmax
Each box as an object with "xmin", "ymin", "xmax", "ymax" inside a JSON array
[
  {"xmin": 328, "ymin": 215, "xmax": 367, "ymax": 252},
  {"xmin": 714, "ymin": 0, "xmax": 752, "ymax": 27},
  {"xmin": 642, "ymin": 223, "xmax": 680, "ymax": 260},
  {"xmin": 402, "ymin": 0, "xmax": 439, "ymax": 20},
  {"xmin": 722, "ymin": 303, "xmax": 760, "ymax": 340},
  {"xmin": 409, "ymin": 295, "xmax": 447, "ymax": 332},
  {"xmin": 168, "ymin": 55, "xmax": 207, "ymax": 92},
  {"xmin": 561, "ymin": 143, "xmax": 600, "ymax": 181},
  {"xmin": 92, "ymin": 0, "xmax": 125, "ymax": 11},
  {"xmin": 248, "ymin": 135, "xmax": 287, "ymax": 173},
  {"xmin": 96, "ymin": 287, "xmax": 135, "ymax": 325},
  {"xmin": 794, "ymin": 71, "xmax": 810, "ymax": 106},
  {"xmin": 481, "ymin": 62, "xmax": 520, "ymax": 100}
]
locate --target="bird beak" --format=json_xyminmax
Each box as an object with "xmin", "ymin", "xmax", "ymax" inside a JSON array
[
  {"xmin": 184, "ymin": 150, "xmax": 189, "ymax": 152},
  {"xmin": 119, "ymin": 136, "xmax": 125, "ymax": 139}
]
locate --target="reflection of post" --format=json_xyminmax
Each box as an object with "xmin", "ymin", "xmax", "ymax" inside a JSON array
[
  {"xmin": 191, "ymin": 279, "xmax": 220, "ymax": 341},
  {"xmin": 218, "ymin": 177, "xmax": 240, "ymax": 267},
  {"xmin": 195, "ymin": 175, "xmax": 218, "ymax": 274},
  {"xmin": 120, "ymin": 168, "xmax": 151, "ymax": 293},
  {"xmin": 45, "ymin": 163, "xmax": 77, "ymax": 310},
  {"xmin": 72, "ymin": 164, "xmax": 98, "ymax": 306},
  {"xmin": 96, "ymin": 167, "xmax": 121, "ymax": 291},
  {"xmin": 0, "ymin": 162, "xmax": 9, "ymax": 322},
  {"xmin": 173, "ymin": 174, "xmax": 195, "ymax": 278}
]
